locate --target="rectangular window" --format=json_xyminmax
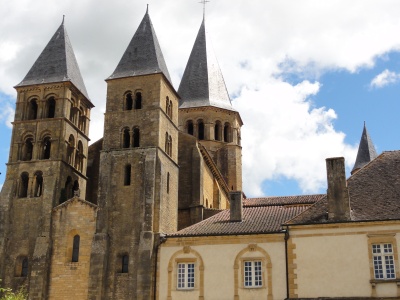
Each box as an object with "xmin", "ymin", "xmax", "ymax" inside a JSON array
[
  {"xmin": 372, "ymin": 243, "xmax": 396, "ymax": 279},
  {"xmin": 244, "ymin": 260, "xmax": 262, "ymax": 287},
  {"xmin": 177, "ymin": 263, "xmax": 195, "ymax": 289}
]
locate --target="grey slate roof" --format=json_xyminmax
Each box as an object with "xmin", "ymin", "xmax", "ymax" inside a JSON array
[
  {"xmin": 178, "ymin": 18, "xmax": 234, "ymax": 111},
  {"xmin": 288, "ymin": 151, "xmax": 400, "ymax": 224},
  {"xmin": 16, "ymin": 20, "xmax": 89, "ymax": 99},
  {"xmin": 352, "ymin": 123, "xmax": 378, "ymax": 173},
  {"xmin": 107, "ymin": 9, "xmax": 171, "ymax": 83}
]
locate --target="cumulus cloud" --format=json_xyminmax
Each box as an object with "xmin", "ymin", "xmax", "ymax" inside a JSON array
[
  {"xmin": 370, "ymin": 69, "xmax": 400, "ymax": 88},
  {"xmin": 234, "ymin": 80, "xmax": 357, "ymax": 196},
  {"xmin": 0, "ymin": 0, "xmax": 397, "ymax": 195}
]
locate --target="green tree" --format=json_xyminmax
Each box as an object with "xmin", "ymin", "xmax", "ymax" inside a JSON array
[{"xmin": 0, "ymin": 280, "xmax": 27, "ymax": 300}]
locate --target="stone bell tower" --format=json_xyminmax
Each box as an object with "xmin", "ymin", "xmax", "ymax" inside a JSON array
[
  {"xmin": 0, "ymin": 18, "xmax": 93, "ymax": 298},
  {"xmin": 177, "ymin": 16, "xmax": 243, "ymax": 227},
  {"xmin": 87, "ymin": 7, "xmax": 179, "ymax": 299}
]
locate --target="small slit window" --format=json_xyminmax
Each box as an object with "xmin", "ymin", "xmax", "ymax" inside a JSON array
[
  {"xmin": 21, "ymin": 258, "xmax": 28, "ymax": 277},
  {"xmin": 124, "ymin": 164, "xmax": 131, "ymax": 186},
  {"xmin": 122, "ymin": 255, "xmax": 129, "ymax": 273},
  {"xmin": 72, "ymin": 235, "xmax": 80, "ymax": 262}
]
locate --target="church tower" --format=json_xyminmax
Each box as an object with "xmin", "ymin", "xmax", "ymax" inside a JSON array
[
  {"xmin": 177, "ymin": 16, "xmax": 243, "ymax": 227},
  {"xmin": 0, "ymin": 19, "xmax": 93, "ymax": 298},
  {"xmin": 88, "ymin": 8, "xmax": 179, "ymax": 299}
]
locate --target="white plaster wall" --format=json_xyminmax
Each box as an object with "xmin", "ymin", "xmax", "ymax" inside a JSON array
[{"xmin": 158, "ymin": 235, "xmax": 287, "ymax": 300}]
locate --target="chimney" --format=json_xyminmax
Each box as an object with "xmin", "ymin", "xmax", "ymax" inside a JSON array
[
  {"xmin": 326, "ymin": 157, "xmax": 351, "ymax": 221},
  {"xmin": 229, "ymin": 191, "xmax": 243, "ymax": 222}
]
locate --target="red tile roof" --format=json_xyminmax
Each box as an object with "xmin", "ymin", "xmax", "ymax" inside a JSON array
[{"xmin": 171, "ymin": 205, "xmax": 310, "ymax": 237}]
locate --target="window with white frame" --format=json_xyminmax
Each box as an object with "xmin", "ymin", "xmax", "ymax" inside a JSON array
[
  {"xmin": 372, "ymin": 243, "xmax": 396, "ymax": 279},
  {"xmin": 177, "ymin": 262, "xmax": 195, "ymax": 289},
  {"xmin": 244, "ymin": 260, "xmax": 263, "ymax": 288}
]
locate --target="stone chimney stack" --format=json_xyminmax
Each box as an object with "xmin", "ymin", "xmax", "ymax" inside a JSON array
[
  {"xmin": 326, "ymin": 157, "xmax": 351, "ymax": 221},
  {"xmin": 230, "ymin": 192, "xmax": 243, "ymax": 222}
]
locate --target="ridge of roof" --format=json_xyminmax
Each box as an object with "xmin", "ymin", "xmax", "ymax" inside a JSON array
[
  {"xmin": 16, "ymin": 18, "xmax": 89, "ymax": 100},
  {"xmin": 244, "ymin": 194, "xmax": 325, "ymax": 207},
  {"xmin": 107, "ymin": 8, "xmax": 171, "ymax": 83},
  {"xmin": 352, "ymin": 122, "xmax": 378, "ymax": 173},
  {"xmin": 178, "ymin": 18, "xmax": 234, "ymax": 111}
]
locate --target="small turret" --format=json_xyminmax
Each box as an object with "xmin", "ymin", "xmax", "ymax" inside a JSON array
[{"xmin": 351, "ymin": 122, "xmax": 378, "ymax": 175}]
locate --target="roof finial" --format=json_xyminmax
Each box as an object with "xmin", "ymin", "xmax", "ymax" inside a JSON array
[
  {"xmin": 62, "ymin": 15, "xmax": 65, "ymax": 25},
  {"xmin": 146, "ymin": 4, "xmax": 149, "ymax": 14},
  {"xmin": 199, "ymin": 0, "xmax": 210, "ymax": 18}
]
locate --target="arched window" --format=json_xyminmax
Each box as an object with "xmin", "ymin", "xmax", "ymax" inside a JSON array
[
  {"xmin": 215, "ymin": 121, "xmax": 222, "ymax": 141},
  {"xmin": 33, "ymin": 171, "xmax": 43, "ymax": 197},
  {"xmin": 67, "ymin": 135, "xmax": 75, "ymax": 165},
  {"xmin": 133, "ymin": 128, "xmax": 140, "ymax": 147},
  {"xmin": 27, "ymin": 98, "xmax": 38, "ymax": 120},
  {"xmin": 19, "ymin": 172, "xmax": 29, "ymax": 198},
  {"xmin": 72, "ymin": 235, "xmax": 80, "ymax": 262},
  {"xmin": 75, "ymin": 141, "xmax": 84, "ymax": 172},
  {"xmin": 165, "ymin": 132, "xmax": 169, "ymax": 153},
  {"xmin": 61, "ymin": 176, "xmax": 73, "ymax": 203},
  {"xmin": 168, "ymin": 136, "xmax": 172, "ymax": 157},
  {"xmin": 21, "ymin": 258, "xmax": 28, "ymax": 277},
  {"xmin": 42, "ymin": 137, "xmax": 51, "ymax": 159},
  {"xmin": 22, "ymin": 137, "xmax": 34, "ymax": 161},
  {"xmin": 187, "ymin": 120, "xmax": 194, "ymax": 136},
  {"xmin": 122, "ymin": 255, "xmax": 129, "ymax": 273},
  {"xmin": 73, "ymin": 180, "xmax": 79, "ymax": 197},
  {"xmin": 167, "ymin": 172, "xmax": 170, "ymax": 194},
  {"xmin": 78, "ymin": 106, "xmax": 85, "ymax": 131},
  {"xmin": 198, "ymin": 120, "xmax": 205, "ymax": 140},
  {"xmin": 135, "ymin": 92, "xmax": 142, "ymax": 109},
  {"xmin": 46, "ymin": 97, "xmax": 56, "ymax": 118},
  {"xmin": 169, "ymin": 101, "xmax": 173, "ymax": 119},
  {"xmin": 124, "ymin": 164, "xmax": 131, "ymax": 186},
  {"xmin": 224, "ymin": 123, "xmax": 231, "ymax": 143},
  {"xmin": 166, "ymin": 97, "xmax": 172, "ymax": 119},
  {"xmin": 123, "ymin": 128, "xmax": 130, "ymax": 148},
  {"xmin": 125, "ymin": 92, "xmax": 133, "ymax": 110}
]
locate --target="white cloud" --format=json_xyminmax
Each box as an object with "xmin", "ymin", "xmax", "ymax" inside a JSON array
[
  {"xmin": 234, "ymin": 80, "xmax": 357, "ymax": 196},
  {"xmin": 0, "ymin": 0, "xmax": 397, "ymax": 196},
  {"xmin": 370, "ymin": 69, "xmax": 400, "ymax": 88}
]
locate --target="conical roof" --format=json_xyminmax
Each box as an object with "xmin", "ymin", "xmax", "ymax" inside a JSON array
[
  {"xmin": 108, "ymin": 8, "xmax": 171, "ymax": 83},
  {"xmin": 16, "ymin": 18, "xmax": 89, "ymax": 99},
  {"xmin": 178, "ymin": 18, "xmax": 234, "ymax": 111},
  {"xmin": 352, "ymin": 123, "xmax": 378, "ymax": 173}
]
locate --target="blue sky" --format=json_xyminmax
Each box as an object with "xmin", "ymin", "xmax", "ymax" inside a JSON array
[{"xmin": 1, "ymin": 1, "xmax": 400, "ymax": 197}]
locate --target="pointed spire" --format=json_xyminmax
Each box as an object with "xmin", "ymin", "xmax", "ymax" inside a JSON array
[
  {"xmin": 16, "ymin": 18, "xmax": 89, "ymax": 99},
  {"xmin": 351, "ymin": 122, "xmax": 378, "ymax": 174},
  {"xmin": 108, "ymin": 8, "xmax": 171, "ymax": 83},
  {"xmin": 178, "ymin": 17, "xmax": 234, "ymax": 111}
]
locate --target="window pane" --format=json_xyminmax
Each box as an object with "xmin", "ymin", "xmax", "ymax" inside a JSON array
[
  {"xmin": 188, "ymin": 263, "xmax": 195, "ymax": 288},
  {"xmin": 244, "ymin": 261, "xmax": 252, "ymax": 287},
  {"xmin": 374, "ymin": 256, "xmax": 384, "ymax": 279},
  {"xmin": 178, "ymin": 263, "xmax": 185, "ymax": 288},
  {"xmin": 254, "ymin": 261, "xmax": 262, "ymax": 286},
  {"xmin": 385, "ymin": 255, "xmax": 396, "ymax": 279}
]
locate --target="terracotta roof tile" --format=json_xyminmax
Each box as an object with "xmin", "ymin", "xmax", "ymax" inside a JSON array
[
  {"xmin": 171, "ymin": 205, "xmax": 309, "ymax": 237},
  {"xmin": 244, "ymin": 194, "xmax": 324, "ymax": 207}
]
